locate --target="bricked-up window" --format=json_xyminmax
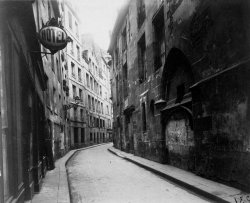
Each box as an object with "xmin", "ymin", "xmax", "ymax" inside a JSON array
[
  {"xmin": 137, "ymin": 0, "xmax": 145, "ymax": 30},
  {"xmin": 68, "ymin": 11, "xmax": 72, "ymax": 29},
  {"xmin": 153, "ymin": 5, "xmax": 165, "ymax": 70},
  {"xmin": 142, "ymin": 102, "xmax": 147, "ymax": 132},
  {"xmin": 123, "ymin": 63, "xmax": 128, "ymax": 98},
  {"xmin": 122, "ymin": 26, "xmax": 127, "ymax": 51},
  {"xmin": 138, "ymin": 34, "xmax": 146, "ymax": 84}
]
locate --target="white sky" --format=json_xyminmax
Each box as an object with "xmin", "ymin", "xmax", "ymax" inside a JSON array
[{"xmin": 72, "ymin": 0, "xmax": 127, "ymax": 51}]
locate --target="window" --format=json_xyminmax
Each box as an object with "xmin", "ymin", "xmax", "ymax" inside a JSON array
[
  {"xmin": 86, "ymin": 73, "xmax": 89, "ymax": 87},
  {"xmin": 77, "ymin": 45, "xmax": 80, "ymax": 61},
  {"xmin": 138, "ymin": 34, "xmax": 146, "ymax": 84},
  {"xmin": 122, "ymin": 26, "xmax": 127, "ymax": 51},
  {"xmin": 95, "ymin": 66, "xmax": 97, "ymax": 76},
  {"xmin": 123, "ymin": 63, "xmax": 128, "ymax": 98},
  {"xmin": 80, "ymin": 109, "xmax": 83, "ymax": 121},
  {"xmin": 106, "ymin": 105, "xmax": 109, "ymax": 115},
  {"xmin": 115, "ymin": 49, "xmax": 118, "ymax": 66},
  {"xmin": 79, "ymin": 89, "xmax": 82, "ymax": 101},
  {"xmin": 53, "ymin": 87, "xmax": 57, "ymax": 113},
  {"xmin": 142, "ymin": 102, "xmax": 147, "ymax": 132},
  {"xmin": 90, "ymin": 132, "xmax": 93, "ymax": 141},
  {"xmin": 101, "ymin": 103, "xmax": 103, "ymax": 114},
  {"xmin": 75, "ymin": 22, "xmax": 79, "ymax": 37},
  {"xmin": 71, "ymin": 62, "xmax": 75, "ymax": 78},
  {"xmin": 90, "ymin": 77, "xmax": 93, "ymax": 90},
  {"xmin": 71, "ymin": 41, "xmax": 74, "ymax": 55},
  {"xmin": 153, "ymin": 5, "xmax": 165, "ymax": 70},
  {"xmin": 116, "ymin": 75, "xmax": 119, "ymax": 103},
  {"xmin": 78, "ymin": 68, "xmax": 81, "ymax": 82},
  {"xmin": 95, "ymin": 99, "xmax": 97, "ymax": 113},
  {"xmin": 88, "ymin": 95, "xmax": 91, "ymax": 110},
  {"xmin": 68, "ymin": 11, "xmax": 72, "ymax": 29},
  {"xmin": 89, "ymin": 59, "xmax": 92, "ymax": 72},
  {"xmin": 100, "ymin": 85, "xmax": 102, "ymax": 97},
  {"xmin": 92, "ymin": 97, "xmax": 94, "ymax": 111},
  {"xmin": 72, "ymin": 85, "xmax": 76, "ymax": 99},
  {"xmin": 137, "ymin": 0, "xmax": 146, "ymax": 29},
  {"xmin": 98, "ymin": 101, "xmax": 101, "ymax": 113}
]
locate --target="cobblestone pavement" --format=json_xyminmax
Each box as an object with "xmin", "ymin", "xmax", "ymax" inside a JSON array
[{"xmin": 67, "ymin": 144, "xmax": 211, "ymax": 203}]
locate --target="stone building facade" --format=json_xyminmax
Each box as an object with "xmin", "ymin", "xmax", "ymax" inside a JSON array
[
  {"xmin": 108, "ymin": 0, "xmax": 250, "ymax": 190},
  {"xmin": 82, "ymin": 35, "xmax": 113, "ymax": 146},
  {"xmin": 0, "ymin": 0, "xmax": 71, "ymax": 202}
]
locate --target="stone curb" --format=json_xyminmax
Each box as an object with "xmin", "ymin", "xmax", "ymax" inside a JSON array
[
  {"xmin": 65, "ymin": 143, "xmax": 111, "ymax": 203},
  {"xmin": 108, "ymin": 147, "xmax": 230, "ymax": 203}
]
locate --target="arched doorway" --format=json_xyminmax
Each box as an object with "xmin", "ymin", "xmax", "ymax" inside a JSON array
[{"xmin": 161, "ymin": 48, "xmax": 195, "ymax": 171}]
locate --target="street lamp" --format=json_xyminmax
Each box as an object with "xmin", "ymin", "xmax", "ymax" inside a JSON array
[{"xmin": 63, "ymin": 96, "xmax": 81, "ymax": 110}]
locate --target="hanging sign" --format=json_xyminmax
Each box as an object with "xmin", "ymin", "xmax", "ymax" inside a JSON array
[{"xmin": 38, "ymin": 18, "xmax": 69, "ymax": 54}]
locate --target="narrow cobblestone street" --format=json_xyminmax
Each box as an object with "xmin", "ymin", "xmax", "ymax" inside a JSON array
[{"xmin": 67, "ymin": 144, "xmax": 211, "ymax": 203}]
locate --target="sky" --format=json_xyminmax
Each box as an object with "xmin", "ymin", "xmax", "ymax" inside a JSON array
[{"xmin": 72, "ymin": 0, "xmax": 127, "ymax": 51}]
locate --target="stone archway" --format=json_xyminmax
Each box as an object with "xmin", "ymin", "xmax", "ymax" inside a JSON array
[{"xmin": 161, "ymin": 48, "xmax": 195, "ymax": 171}]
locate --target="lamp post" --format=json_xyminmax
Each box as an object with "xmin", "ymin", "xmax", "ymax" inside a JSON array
[{"xmin": 63, "ymin": 96, "xmax": 81, "ymax": 110}]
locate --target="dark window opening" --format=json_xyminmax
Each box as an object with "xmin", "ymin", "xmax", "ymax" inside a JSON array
[
  {"xmin": 153, "ymin": 5, "xmax": 165, "ymax": 71},
  {"xmin": 176, "ymin": 83, "xmax": 185, "ymax": 103},
  {"xmin": 138, "ymin": 34, "xmax": 146, "ymax": 84},
  {"xmin": 123, "ymin": 63, "xmax": 128, "ymax": 98},
  {"xmin": 150, "ymin": 100, "xmax": 155, "ymax": 116},
  {"xmin": 142, "ymin": 102, "xmax": 147, "ymax": 132},
  {"xmin": 122, "ymin": 26, "xmax": 127, "ymax": 51},
  {"xmin": 81, "ymin": 128, "xmax": 85, "ymax": 143},
  {"xmin": 90, "ymin": 132, "xmax": 93, "ymax": 141},
  {"xmin": 74, "ymin": 127, "xmax": 78, "ymax": 144},
  {"xmin": 137, "ymin": 0, "xmax": 146, "ymax": 30}
]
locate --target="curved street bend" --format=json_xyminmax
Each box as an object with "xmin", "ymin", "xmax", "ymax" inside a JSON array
[{"xmin": 66, "ymin": 144, "xmax": 211, "ymax": 203}]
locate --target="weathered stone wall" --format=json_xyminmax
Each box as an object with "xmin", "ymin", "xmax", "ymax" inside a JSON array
[{"xmin": 111, "ymin": 0, "xmax": 250, "ymax": 190}]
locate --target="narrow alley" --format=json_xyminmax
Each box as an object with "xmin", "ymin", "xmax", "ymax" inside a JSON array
[{"xmin": 67, "ymin": 144, "xmax": 210, "ymax": 203}]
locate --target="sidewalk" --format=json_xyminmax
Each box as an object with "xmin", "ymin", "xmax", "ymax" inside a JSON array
[
  {"xmin": 108, "ymin": 146, "xmax": 250, "ymax": 203},
  {"xmin": 30, "ymin": 143, "xmax": 109, "ymax": 203}
]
